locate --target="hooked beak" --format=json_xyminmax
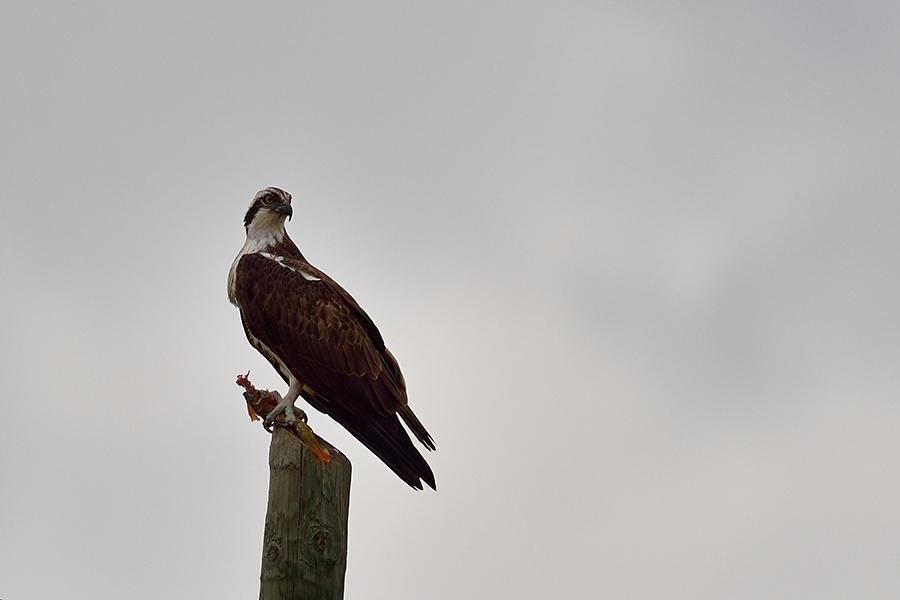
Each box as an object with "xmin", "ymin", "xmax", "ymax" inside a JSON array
[{"xmin": 276, "ymin": 203, "xmax": 293, "ymax": 221}]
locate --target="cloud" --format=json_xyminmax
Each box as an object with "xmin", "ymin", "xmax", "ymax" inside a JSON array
[{"xmin": 2, "ymin": 2, "xmax": 900, "ymax": 599}]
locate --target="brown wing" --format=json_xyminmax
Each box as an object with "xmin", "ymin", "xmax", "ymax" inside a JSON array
[
  {"xmin": 233, "ymin": 252, "xmax": 435, "ymax": 489},
  {"xmin": 234, "ymin": 252, "xmax": 404, "ymax": 416}
]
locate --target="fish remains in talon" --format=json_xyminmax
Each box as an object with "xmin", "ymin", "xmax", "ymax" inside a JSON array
[{"xmin": 235, "ymin": 371, "xmax": 330, "ymax": 462}]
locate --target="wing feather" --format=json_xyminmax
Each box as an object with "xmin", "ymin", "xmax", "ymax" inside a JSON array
[
  {"xmin": 231, "ymin": 202, "xmax": 435, "ymax": 489},
  {"xmin": 233, "ymin": 252, "xmax": 404, "ymax": 418}
]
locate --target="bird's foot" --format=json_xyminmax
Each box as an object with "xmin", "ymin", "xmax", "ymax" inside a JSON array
[{"xmin": 263, "ymin": 392, "xmax": 307, "ymax": 431}]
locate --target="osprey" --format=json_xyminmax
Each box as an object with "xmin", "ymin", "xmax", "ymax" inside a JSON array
[{"xmin": 228, "ymin": 187, "xmax": 436, "ymax": 490}]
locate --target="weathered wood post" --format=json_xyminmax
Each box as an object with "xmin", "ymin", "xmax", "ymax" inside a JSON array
[{"xmin": 259, "ymin": 426, "xmax": 352, "ymax": 600}]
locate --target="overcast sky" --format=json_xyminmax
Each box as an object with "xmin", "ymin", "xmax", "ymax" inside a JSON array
[{"xmin": 2, "ymin": 2, "xmax": 900, "ymax": 599}]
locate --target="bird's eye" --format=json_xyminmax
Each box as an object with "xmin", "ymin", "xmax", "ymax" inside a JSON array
[{"xmin": 262, "ymin": 195, "xmax": 275, "ymax": 205}]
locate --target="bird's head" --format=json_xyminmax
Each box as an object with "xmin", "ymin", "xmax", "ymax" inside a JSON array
[{"xmin": 244, "ymin": 187, "xmax": 293, "ymax": 230}]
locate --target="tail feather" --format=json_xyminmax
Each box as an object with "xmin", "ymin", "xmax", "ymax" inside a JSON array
[
  {"xmin": 360, "ymin": 413, "xmax": 436, "ymax": 491},
  {"xmin": 398, "ymin": 405, "xmax": 436, "ymax": 451},
  {"xmin": 304, "ymin": 395, "xmax": 436, "ymax": 490}
]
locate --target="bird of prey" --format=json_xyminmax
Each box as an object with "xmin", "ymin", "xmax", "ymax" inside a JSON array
[{"xmin": 228, "ymin": 187, "xmax": 436, "ymax": 490}]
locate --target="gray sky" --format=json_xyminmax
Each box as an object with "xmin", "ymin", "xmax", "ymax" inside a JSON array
[{"xmin": 2, "ymin": 2, "xmax": 899, "ymax": 599}]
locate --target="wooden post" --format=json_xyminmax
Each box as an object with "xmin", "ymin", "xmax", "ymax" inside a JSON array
[{"xmin": 259, "ymin": 426, "xmax": 352, "ymax": 600}]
